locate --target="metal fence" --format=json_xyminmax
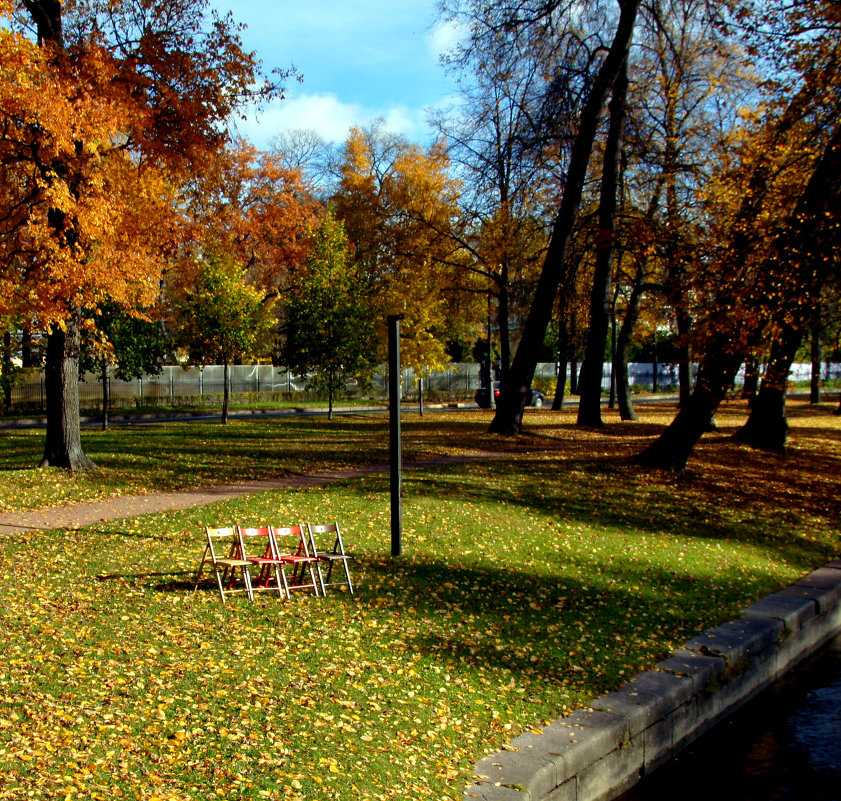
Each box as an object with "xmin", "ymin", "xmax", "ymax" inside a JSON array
[{"xmin": 6, "ymin": 361, "xmax": 840, "ymax": 414}]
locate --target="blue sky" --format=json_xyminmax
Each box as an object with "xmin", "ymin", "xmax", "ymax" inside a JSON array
[{"xmin": 208, "ymin": 1, "xmax": 464, "ymax": 149}]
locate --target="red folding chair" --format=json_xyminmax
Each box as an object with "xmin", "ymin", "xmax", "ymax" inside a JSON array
[
  {"xmin": 236, "ymin": 526, "xmax": 286, "ymax": 599},
  {"xmin": 270, "ymin": 525, "xmax": 321, "ymax": 597},
  {"xmin": 193, "ymin": 526, "xmax": 254, "ymax": 603}
]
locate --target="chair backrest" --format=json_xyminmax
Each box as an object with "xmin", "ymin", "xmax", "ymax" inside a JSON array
[
  {"xmin": 236, "ymin": 526, "xmax": 274, "ymax": 560},
  {"xmin": 307, "ymin": 521, "xmax": 343, "ymax": 556},
  {"xmin": 205, "ymin": 526, "xmax": 240, "ymax": 560},
  {"xmin": 270, "ymin": 524, "xmax": 309, "ymax": 557}
]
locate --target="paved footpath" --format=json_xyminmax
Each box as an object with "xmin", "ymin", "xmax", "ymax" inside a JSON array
[{"xmin": 0, "ymin": 452, "xmax": 505, "ymax": 534}]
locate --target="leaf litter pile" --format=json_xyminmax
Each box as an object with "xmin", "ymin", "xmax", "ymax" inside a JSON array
[{"xmin": 0, "ymin": 401, "xmax": 839, "ymax": 800}]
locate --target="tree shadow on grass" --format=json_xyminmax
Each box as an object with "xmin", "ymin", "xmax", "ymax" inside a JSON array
[
  {"xmin": 344, "ymin": 555, "xmax": 790, "ymax": 697},
  {"xmin": 381, "ymin": 454, "xmax": 839, "ymax": 569}
]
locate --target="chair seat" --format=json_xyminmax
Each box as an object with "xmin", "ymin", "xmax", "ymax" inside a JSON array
[
  {"xmin": 280, "ymin": 554, "xmax": 318, "ymax": 563},
  {"xmin": 217, "ymin": 557, "xmax": 252, "ymax": 567}
]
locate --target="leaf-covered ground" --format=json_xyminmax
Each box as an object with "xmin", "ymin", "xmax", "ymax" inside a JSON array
[{"xmin": 0, "ymin": 401, "xmax": 839, "ymax": 800}]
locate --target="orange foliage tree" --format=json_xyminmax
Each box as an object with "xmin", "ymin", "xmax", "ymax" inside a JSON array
[
  {"xmin": 181, "ymin": 140, "xmax": 321, "ymax": 300},
  {"xmin": 0, "ymin": 0, "xmax": 275, "ymax": 468}
]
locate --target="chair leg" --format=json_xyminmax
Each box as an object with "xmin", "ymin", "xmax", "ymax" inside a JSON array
[
  {"xmin": 314, "ymin": 560, "xmax": 327, "ymax": 596},
  {"xmin": 214, "ymin": 567, "xmax": 228, "ymax": 604},
  {"xmin": 193, "ymin": 549, "xmax": 209, "ymax": 592},
  {"xmin": 278, "ymin": 565, "xmax": 291, "ymax": 599},
  {"xmin": 242, "ymin": 565, "xmax": 255, "ymax": 602},
  {"xmin": 342, "ymin": 559, "xmax": 354, "ymax": 595},
  {"xmin": 308, "ymin": 562, "xmax": 320, "ymax": 596},
  {"xmin": 272, "ymin": 565, "xmax": 286, "ymax": 599}
]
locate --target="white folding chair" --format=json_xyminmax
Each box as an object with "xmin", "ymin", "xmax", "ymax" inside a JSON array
[
  {"xmin": 307, "ymin": 521, "xmax": 354, "ymax": 595},
  {"xmin": 193, "ymin": 526, "xmax": 254, "ymax": 603}
]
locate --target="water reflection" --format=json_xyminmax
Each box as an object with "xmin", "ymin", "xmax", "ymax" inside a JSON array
[{"xmin": 618, "ymin": 634, "xmax": 841, "ymax": 801}]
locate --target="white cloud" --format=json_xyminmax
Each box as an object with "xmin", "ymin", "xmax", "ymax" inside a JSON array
[
  {"xmin": 233, "ymin": 91, "xmax": 433, "ymax": 149},
  {"xmin": 426, "ymin": 18, "xmax": 468, "ymax": 62}
]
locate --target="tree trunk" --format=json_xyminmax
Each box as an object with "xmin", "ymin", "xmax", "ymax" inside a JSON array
[
  {"xmin": 578, "ymin": 58, "xmax": 628, "ymax": 427},
  {"xmin": 652, "ymin": 346, "xmax": 659, "ymax": 394},
  {"xmin": 21, "ymin": 326, "xmax": 34, "ymax": 368},
  {"xmin": 608, "ymin": 293, "xmax": 618, "ymax": 410},
  {"xmin": 552, "ymin": 300, "xmax": 570, "ymax": 410},
  {"xmin": 41, "ymin": 314, "xmax": 96, "ymax": 470},
  {"xmin": 675, "ymin": 309, "xmax": 692, "ymax": 405},
  {"xmin": 222, "ymin": 359, "xmax": 229, "ymax": 424},
  {"xmin": 635, "ymin": 354, "xmax": 743, "ymax": 472},
  {"xmin": 735, "ymin": 324, "xmax": 802, "ymax": 453},
  {"xmin": 614, "ymin": 266, "xmax": 645, "ymax": 422},
  {"xmin": 810, "ymin": 315, "xmax": 821, "ymax": 404},
  {"xmin": 2, "ymin": 331, "xmax": 12, "ymax": 416},
  {"xmin": 488, "ymin": 0, "xmax": 640, "ymax": 434},
  {"xmin": 100, "ymin": 357, "xmax": 109, "ymax": 431},
  {"xmin": 328, "ymin": 366, "xmax": 334, "ymax": 421},
  {"xmin": 742, "ymin": 357, "xmax": 759, "ymax": 402},
  {"xmin": 497, "ymin": 275, "xmax": 511, "ymax": 386},
  {"xmin": 418, "ymin": 377, "xmax": 424, "ymax": 417},
  {"xmin": 570, "ymin": 356, "xmax": 579, "ymax": 394}
]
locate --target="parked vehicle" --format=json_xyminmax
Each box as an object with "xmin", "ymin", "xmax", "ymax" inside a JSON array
[{"xmin": 475, "ymin": 381, "xmax": 545, "ymax": 409}]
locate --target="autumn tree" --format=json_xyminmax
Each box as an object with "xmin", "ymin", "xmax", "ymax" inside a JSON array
[
  {"xmin": 638, "ymin": 116, "xmax": 841, "ymax": 468},
  {"xmin": 170, "ymin": 254, "xmax": 271, "ymax": 424},
  {"xmin": 276, "ymin": 211, "xmax": 378, "ymax": 420},
  {"xmin": 183, "ymin": 140, "xmax": 320, "ymax": 299},
  {"xmin": 333, "ymin": 124, "xmax": 465, "ymax": 381},
  {"xmin": 576, "ymin": 57, "xmax": 629, "ymax": 426},
  {"xmin": 603, "ymin": 0, "xmax": 750, "ymax": 419},
  {"xmin": 637, "ymin": 1, "xmax": 841, "ymax": 469},
  {"xmin": 475, "ymin": 0, "xmax": 642, "ymax": 434},
  {"xmin": 0, "ymin": 0, "xmax": 274, "ymax": 468},
  {"xmin": 433, "ymin": 25, "xmax": 554, "ymax": 392}
]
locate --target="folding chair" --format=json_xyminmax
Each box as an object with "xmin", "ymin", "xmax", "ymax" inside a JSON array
[
  {"xmin": 193, "ymin": 526, "xmax": 254, "ymax": 603},
  {"xmin": 236, "ymin": 526, "xmax": 286, "ymax": 599},
  {"xmin": 307, "ymin": 521, "xmax": 355, "ymax": 595},
  {"xmin": 270, "ymin": 525, "xmax": 321, "ymax": 597}
]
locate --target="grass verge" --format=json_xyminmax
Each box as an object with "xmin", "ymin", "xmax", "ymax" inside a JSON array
[{"xmin": 0, "ymin": 401, "xmax": 839, "ymax": 800}]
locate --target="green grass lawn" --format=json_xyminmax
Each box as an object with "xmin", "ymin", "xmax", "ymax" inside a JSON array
[
  {"xmin": 0, "ymin": 403, "xmax": 839, "ymax": 800},
  {"xmin": 0, "ymin": 414, "xmax": 497, "ymax": 512}
]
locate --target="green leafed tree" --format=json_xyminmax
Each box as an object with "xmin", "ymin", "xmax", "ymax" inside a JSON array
[
  {"xmin": 170, "ymin": 254, "xmax": 270, "ymax": 424},
  {"xmin": 82, "ymin": 302, "xmax": 173, "ymax": 430},
  {"xmin": 276, "ymin": 211, "xmax": 378, "ymax": 420}
]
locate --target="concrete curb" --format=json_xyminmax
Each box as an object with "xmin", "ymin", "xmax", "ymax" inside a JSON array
[{"xmin": 464, "ymin": 559, "xmax": 841, "ymax": 801}]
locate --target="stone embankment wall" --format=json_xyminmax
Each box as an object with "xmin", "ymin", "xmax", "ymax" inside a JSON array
[{"xmin": 465, "ymin": 559, "xmax": 841, "ymax": 801}]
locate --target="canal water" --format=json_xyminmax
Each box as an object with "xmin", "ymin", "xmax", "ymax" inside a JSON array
[{"xmin": 617, "ymin": 633, "xmax": 841, "ymax": 801}]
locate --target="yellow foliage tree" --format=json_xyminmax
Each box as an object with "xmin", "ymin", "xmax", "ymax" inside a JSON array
[{"xmin": 334, "ymin": 124, "xmax": 467, "ymax": 394}]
